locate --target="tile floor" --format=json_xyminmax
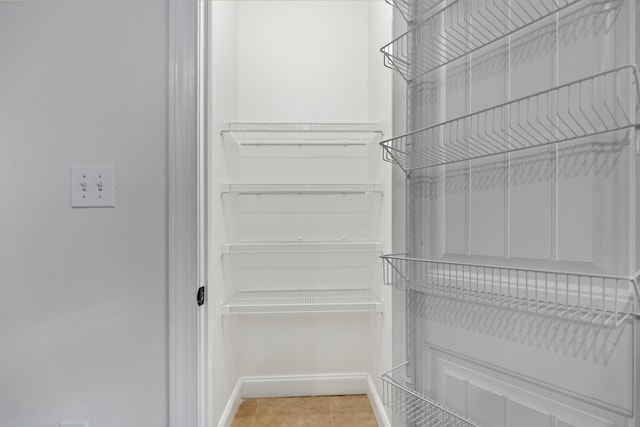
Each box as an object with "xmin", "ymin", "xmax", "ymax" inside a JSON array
[{"xmin": 231, "ymin": 394, "xmax": 379, "ymax": 427}]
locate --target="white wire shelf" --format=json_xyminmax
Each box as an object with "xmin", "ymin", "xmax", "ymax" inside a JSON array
[
  {"xmin": 221, "ymin": 122, "xmax": 382, "ymax": 146},
  {"xmin": 384, "ymin": 0, "xmax": 446, "ymax": 24},
  {"xmin": 221, "ymin": 241, "xmax": 383, "ymax": 255},
  {"xmin": 381, "ymin": 254, "xmax": 640, "ymax": 327},
  {"xmin": 222, "ymin": 289, "xmax": 383, "ymax": 315},
  {"xmin": 381, "ymin": 65, "xmax": 640, "ymax": 172},
  {"xmin": 381, "ymin": 0, "xmax": 579, "ymax": 82},
  {"xmin": 381, "ymin": 361, "xmax": 480, "ymax": 427},
  {"xmin": 220, "ymin": 183, "xmax": 383, "ymax": 194}
]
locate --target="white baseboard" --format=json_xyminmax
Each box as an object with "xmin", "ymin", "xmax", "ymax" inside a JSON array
[
  {"xmin": 367, "ymin": 375, "xmax": 391, "ymax": 427},
  {"xmin": 241, "ymin": 373, "xmax": 370, "ymax": 398},
  {"xmin": 217, "ymin": 379, "xmax": 242, "ymax": 427},
  {"xmin": 217, "ymin": 373, "xmax": 390, "ymax": 427}
]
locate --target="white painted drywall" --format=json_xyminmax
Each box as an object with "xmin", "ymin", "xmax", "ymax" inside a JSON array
[
  {"xmin": 0, "ymin": 2, "xmax": 169, "ymax": 427},
  {"xmin": 366, "ymin": 0, "xmax": 394, "ymax": 403},
  {"xmin": 208, "ymin": 1, "xmax": 239, "ymax": 425},
  {"xmin": 237, "ymin": 0, "xmax": 370, "ymax": 123}
]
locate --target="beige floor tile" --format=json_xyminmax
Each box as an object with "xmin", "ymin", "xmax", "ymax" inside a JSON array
[
  {"xmin": 297, "ymin": 396, "xmax": 331, "ymax": 413},
  {"xmin": 232, "ymin": 395, "xmax": 378, "ymax": 427},
  {"xmin": 331, "ymin": 411, "xmax": 378, "ymax": 427},
  {"xmin": 329, "ymin": 394, "xmax": 373, "ymax": 413},
  {"xmin": 232, "ymin": 400, "xmax": 257, "ymax": 427},
  {"xmin": 236, "ymin": 400, "xmax": 258, "ymax": 417},
  {"xmin": 231, "ymin": 417, "xmax": 255, "ymax": 427},
  {"xmin": 255, "ymin": 398, "xmax": 298, "ymax": 417},
  {"xmin": 256, "ymin": 397, "xmax": 290, "ymax": 407},
  {"xmin": 300, "ymin": 413, "xmax": 334, "ymax": 427},
  {"xmin": 253, "ymin": 413, "xmax": 304, "ymax": 427}
]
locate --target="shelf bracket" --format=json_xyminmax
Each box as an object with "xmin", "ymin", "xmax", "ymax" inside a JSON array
[{"xmin": 220, "ymin": 243, "xmax": 230, "ymax": 255}]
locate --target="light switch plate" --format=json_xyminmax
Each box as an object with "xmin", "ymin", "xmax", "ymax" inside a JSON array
[
  {"xmin": 59, "ymin": 422, "xmax": 89, "ymax": 427},
  {"xmin": 71, "ymin": 166, "xmax": 115, "ymax": 208}
]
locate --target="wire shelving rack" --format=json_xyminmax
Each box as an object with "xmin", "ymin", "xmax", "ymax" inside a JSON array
[
  {"xmin": 381, "ymin": 254, "xmax": 640, "ymax": 327},
  {"xmin": 222, "ymin": 289, "xmax": 383, "ymax": 315},
  {"xmin": 381, "ymin": 0, "xmax": 579, "ymax": 82},
  {"xmin": 221, "ymin": 122, "xmax": 382, "ymax": 146},
  {"xmin": 381, "ymin": 65, "xmax": 640, "ymax": 173},
  {"xmin": 381, "ymin": 361, "xmax": 480, "ymax": 427}
]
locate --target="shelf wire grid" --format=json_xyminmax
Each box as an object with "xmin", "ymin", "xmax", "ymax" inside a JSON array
[
  {"xmin": 222, "ymin": 122, "xmax": 382, "ymax": 145},
  {"xmin": 381, "ymin": 362, "xmax": 480, "ymax": 427},
  {"xmin": 384, "ymin": 0, "xmax": 446, "ymax": 24},
  {"xmin": 223, "ymin": 289, "xmax": 382, "ymax": 315},
  {"xmin": 381, "ymin": 0, "xmax": 579, "ymax": 82},
  {"xmin": 381, "ymin": 254, "xmax": 640, "ymax": 327},
  {"xmin": 222, "ymin": 183, "xmax": 381, "ymax": 194},
  {"xmin": 381, "ymin": 65, "xmax": 640, "ymax": 172}
]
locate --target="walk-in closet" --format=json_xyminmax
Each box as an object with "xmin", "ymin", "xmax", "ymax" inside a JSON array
[{"xmin": 206, "ymin": 1, "xmax": 640, "ymax": 426}]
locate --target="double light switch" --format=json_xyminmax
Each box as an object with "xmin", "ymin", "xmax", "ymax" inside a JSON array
[{"xmin": 71, "ymin": 166, "xmax": 115, "ymax": 208}]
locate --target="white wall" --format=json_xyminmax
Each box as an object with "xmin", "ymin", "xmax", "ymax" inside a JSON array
[
  {"xmin": 237, "ymin": 0, "xmax": 370, "ymax": 122},
  {"xmin": 367, "ymin": 0, "xmax": 394, "ymax": 403},
  {"xmin": 209, "ymin": 1, "xmax": 239, "ymax": 424},
  {"xmin": 0, "ymin": 2, "xmax": 170, "ymax": 427}
]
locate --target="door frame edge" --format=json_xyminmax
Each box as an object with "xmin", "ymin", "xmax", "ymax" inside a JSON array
[{"xmin": 168, "ymin": 0, "xmax": 199, "ymax": 426}]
